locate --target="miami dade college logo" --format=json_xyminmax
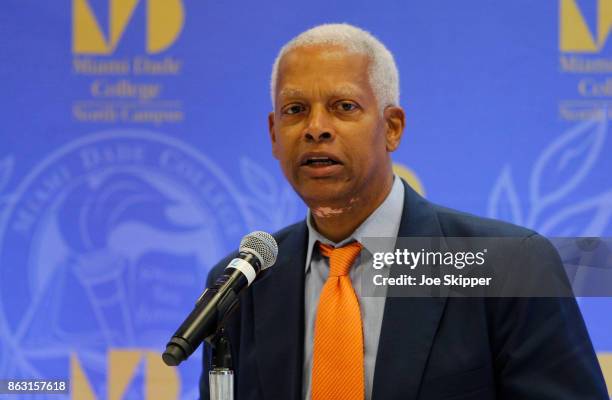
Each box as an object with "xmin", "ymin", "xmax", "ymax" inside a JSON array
[
  {"xmin": 560, "ymin": 0, "xmax": 612, "ymax": 53},
  {"xmin": 0, "ymin": 131, "xmax": 249, "ymax": 399},
  {"xmin": 73, "ymin": 0, "xmax": 185, "ymax": 54}
]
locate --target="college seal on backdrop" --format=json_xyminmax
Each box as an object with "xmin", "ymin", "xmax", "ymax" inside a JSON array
[{"xmin": 0, "ymin": 130, "xmax": 249, "ymax": 383}]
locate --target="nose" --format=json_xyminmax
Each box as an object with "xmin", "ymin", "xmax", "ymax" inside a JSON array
[{"xmin": 304, "ymin": 104, "xmax": 334, "ymax": 142}]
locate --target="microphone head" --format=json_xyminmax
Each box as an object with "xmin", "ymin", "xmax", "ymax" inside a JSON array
[{"xmin": 240, "ymin": 231, "xmax": 278, "ymax": 270}]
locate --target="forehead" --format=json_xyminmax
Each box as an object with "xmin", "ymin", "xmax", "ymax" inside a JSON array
[{"xmin": 276, "ymin": 45, "xmax": 372, "ymax": 98}]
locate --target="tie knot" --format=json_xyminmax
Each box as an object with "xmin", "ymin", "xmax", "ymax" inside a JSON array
[{"xmin": 318, "ymin": 241, "xmax": 363, "ymax": 276}]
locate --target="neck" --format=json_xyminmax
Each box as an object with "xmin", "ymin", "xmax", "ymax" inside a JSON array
[{"xmin": 309, "ymin": 174, "xmax": 394, "ymax": 243}]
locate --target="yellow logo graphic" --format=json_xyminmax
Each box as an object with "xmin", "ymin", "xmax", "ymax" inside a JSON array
[
  {"xmin": 71, "ymin": 350, "xmax": 180, "ymax": 399},
  {"xmin": 393, "ymin": 163, "xmax": 426, "ymax": 197},
  {"xmin": 560, "ymin": 0, "xmax": 612, "ymax": 52},
  {"xmin": 73, "ymin": 0, "xmax": 184, "ymax": 54},
  {"xmin": 599, "ymin": 353, "xmax": 612, "ymax": 396}
]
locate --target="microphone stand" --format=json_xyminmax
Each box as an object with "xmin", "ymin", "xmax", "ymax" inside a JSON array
[{"xmin": 209, "ymin": 327, "xmax": 234, "ymax": 400}]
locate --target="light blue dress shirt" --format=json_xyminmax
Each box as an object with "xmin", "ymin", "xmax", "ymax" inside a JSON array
[{"xmin": 302, "ymin": 175, "xmax": 405, "ymax": 400}]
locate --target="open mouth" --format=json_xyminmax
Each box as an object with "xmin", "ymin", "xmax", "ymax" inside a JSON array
[
  {"xmin": 302, "ymin": 157, "xmax": 341, "ymax": 166},
  {"xmin": 299, "ymin": 152, "xmax": 343, "ymax": 167}
]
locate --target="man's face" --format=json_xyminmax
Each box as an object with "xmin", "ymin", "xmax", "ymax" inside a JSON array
[{"xmin": 269, "ymin": 45, "xmax": 402, "ymax": 209}]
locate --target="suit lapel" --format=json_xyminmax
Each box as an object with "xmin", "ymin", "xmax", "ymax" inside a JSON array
[
  {"xmin": 252, "ymin": 223, "xmax": 307, "ymax": 400},
  {"xmin": 249, "ymin": 181, "xmax": 448, "ymax": 399},
  {"xmin": 372, "ymin": 181, "xmax": 449, "ymax": 399}
]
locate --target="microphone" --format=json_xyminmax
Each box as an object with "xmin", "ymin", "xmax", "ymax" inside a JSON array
[{"xmin": 162, "ymin": 231, "xmax": 278, "ymax": 366}]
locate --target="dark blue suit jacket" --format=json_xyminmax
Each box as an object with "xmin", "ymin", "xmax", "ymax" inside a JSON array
[{"xmin": 200, "ymin": 180, "xmax": 608, "ymax": 399}]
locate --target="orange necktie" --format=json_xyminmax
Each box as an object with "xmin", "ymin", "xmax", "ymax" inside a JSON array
[{"xmin": 312, "ymin": 241, "xmax": 364, "ymax": 400}]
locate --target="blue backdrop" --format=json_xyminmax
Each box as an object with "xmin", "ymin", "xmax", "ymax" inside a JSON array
[{"xmin": 1, "ymin": 0, "xmax": 611, "ymax": 398}]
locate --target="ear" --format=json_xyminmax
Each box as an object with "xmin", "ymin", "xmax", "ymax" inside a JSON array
[
  {"xmin": 383, "ymin": 106, "xmax": 405, "ymax": 152},
  {"xmin": 268, "ymin": 111, "xmax": 280, "ymax": 160}
]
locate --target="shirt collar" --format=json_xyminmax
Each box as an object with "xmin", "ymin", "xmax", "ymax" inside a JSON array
[{"xmin": 305, "ymin": 175, "xmax": 405, "ymax": 272}]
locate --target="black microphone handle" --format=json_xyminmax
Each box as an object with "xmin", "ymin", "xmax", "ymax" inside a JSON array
[{"xmin": 162, "ymin": 252, "xmax": 260, "ymax": 366}]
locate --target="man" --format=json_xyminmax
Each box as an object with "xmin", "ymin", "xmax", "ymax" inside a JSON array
[{"xmin": 200, "ymin": 24, "xmax": 608, "ymax": 399}]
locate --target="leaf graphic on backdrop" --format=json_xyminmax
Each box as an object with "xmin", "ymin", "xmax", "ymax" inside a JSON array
[
  {"xmin": 240, "ymin": 157, "xmax": 278, "ymax": 205},
  {"xmin": 539, "ymin": 189, "xmax": 612, "ymax": 237},
  {"xmin": 240, "ymin": 157, "xmax": 300, "ymax": 231},
  {"xmin": 242, "ymin": 199, "xmax": 273, "ymax": 232},
  {"xmin": 529, "ymin": 117, "xmax": 606, "ymax": 219},
  {"xmin": 487, "ymin": 165, "xmax": 523, "ymax": 225},
  {"xmin": 0, "ymin": 155, "xmax": 15, "ymax": 193}
]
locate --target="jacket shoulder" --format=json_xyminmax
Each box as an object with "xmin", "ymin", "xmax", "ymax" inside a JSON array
[{"xmin": 430, "ymin": 203, "xmax": 536, "ymax": 238}]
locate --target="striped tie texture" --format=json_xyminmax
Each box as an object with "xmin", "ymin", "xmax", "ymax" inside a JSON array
[{"xmin": 312, "ymin": 241, "xmax": 364, "ymax": 400}]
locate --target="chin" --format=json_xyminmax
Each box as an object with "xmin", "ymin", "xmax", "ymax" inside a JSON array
[
  {"xmin": 298, "ymin": 186, "xmax": 354, "ymax": 209},
  {"xmin": 290, "ymin": 174, "xmax": 356, "ymax": 202}
]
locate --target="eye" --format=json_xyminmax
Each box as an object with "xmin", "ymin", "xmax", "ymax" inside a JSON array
[
  {"xmin": 282, "ymin": 103, "xmax": 306, "ymax": 115},
  {"xmin": 334, "ymin": 101, "xmax": 360, "ymax": 113}
]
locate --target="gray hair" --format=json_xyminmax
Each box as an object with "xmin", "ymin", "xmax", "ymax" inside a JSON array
[{"xmin": 270, "ymin": 23, "xmax": 400, "ymax": 113}]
